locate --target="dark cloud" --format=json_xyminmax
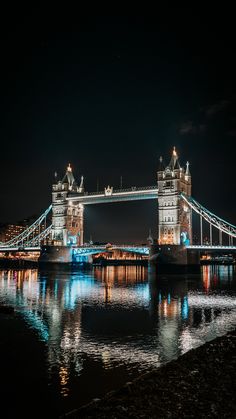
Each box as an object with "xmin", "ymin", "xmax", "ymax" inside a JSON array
[
  {"xmin": 179, "ymin": 121, "xmax": 196, "ymax": 135},
  {"xmin": 205, "ymin": 100, "xmax": 230, "ymax": 117},
  {"xmin": 179, "ymin": 122, "xmax": 206, "ymax": 136}
]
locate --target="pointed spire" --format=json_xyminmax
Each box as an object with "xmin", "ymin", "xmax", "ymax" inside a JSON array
[
  {"xmin": 62, "ymin": 163, "xmax": 75, "ymax": 190},
  {"xmin": 185, "ymin": 161, "xmax": 191, "ymax": 178},
  {"xmin": 169, "ymin": 146, "xmax": 180, "ymax": 170},
  {"xmin": 78, "ymin": 175, "xmax": 84, "ymax": 193},
  {"xmin": 158, "ymin": 156, "xmax": 165, "ymax": 171}
]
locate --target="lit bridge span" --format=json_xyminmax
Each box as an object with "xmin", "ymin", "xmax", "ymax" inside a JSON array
[
  {"xmin": 0, "ymin": 244, "xmax": 149, "ymax": 255},
  {"xmin": 1, "ymin": 190, "xmax": 236, "ymax": 256},
  {"xmin": 2, "ymin": 243, "xmax": 236, "ymax": 255},
  {"xmin": 68, "ymin": 185, "xmax": 159, "ymax": 205},
  {"xmin": 1, "ymin": 192, "xmax": 236, "ymax": 256},
  {"xmin": 72, "ymin": 245, "xmax": 150, "ymax": 257},
  {"xmin": 1, "ymin": 148, "xmax": 236, "ymax": 266}
]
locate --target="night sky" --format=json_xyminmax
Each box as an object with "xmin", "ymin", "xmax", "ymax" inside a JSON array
[{"xmin": 1, "ymin": 9, "xmax": 236, "ymax": 243}]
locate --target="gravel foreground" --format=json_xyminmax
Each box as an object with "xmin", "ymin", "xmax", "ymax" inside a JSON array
[{"xmin": 63, "ymin": 330, "xmax": 236, "ymax": 419}]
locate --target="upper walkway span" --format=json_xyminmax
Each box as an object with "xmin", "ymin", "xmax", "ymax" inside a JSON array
[{"xmin": 67, "ymin": 186, "xmax": 158, "ymax": 204}]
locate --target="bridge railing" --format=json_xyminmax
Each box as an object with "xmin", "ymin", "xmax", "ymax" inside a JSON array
[
  {"xmin": 0, "ymin": 205, "xmax": 52, "ymax": 248},
  {"xmin": 181, "ymin": 192, "xmax": 236, "ymax": 244},
  {"xmin": 82, "ymin": 185, "xmax": 158, "ymax": 196}
]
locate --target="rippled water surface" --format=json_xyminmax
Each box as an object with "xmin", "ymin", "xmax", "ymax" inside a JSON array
[{"xmin": 0, "ymin": 265, "xmax": 236, "ymax": 417}]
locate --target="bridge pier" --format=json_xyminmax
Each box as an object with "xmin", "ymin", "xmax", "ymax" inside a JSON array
[
  {"xmin": 149, "ymin": 245, "xmax": 200, "ymax": 273},
  {"xmin": 39, "ymin": 245, "xmax": 73, "ymax": 264},
  {"xmin": 39, "ymin": 245, "xmax": 93, "ymax": 266}
]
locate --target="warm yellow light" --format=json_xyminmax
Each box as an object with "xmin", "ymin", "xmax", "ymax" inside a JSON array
[
  {"xmin": 67, "ymin": 163, "xmax": 72, "ymax": 172},
  {"xmin": 173, "ymin": 146, "xmax": 177, "ymax": 157}
]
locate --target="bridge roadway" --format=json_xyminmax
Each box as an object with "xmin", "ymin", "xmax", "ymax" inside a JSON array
[
  {"xmin": 1, "ymin": 244, "xmax": 236, "ymax": 254},
  {"xmin": 0, "ymin": 244, "xmax": 150, "ymax": 255},
  {"xmin": 67, "ymin": 185, "xmax": 159, "ymax": 204},
  {"xmin": 187, "ymin": 245, "xmax": 236, "ymax": 251}
]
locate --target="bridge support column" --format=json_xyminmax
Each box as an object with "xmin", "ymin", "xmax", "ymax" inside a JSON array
[
  {"xmin": 149, "ymin": 244, "xmax": 200, "ymax": 273},
  {"xmin": 39, "ymin": 245, "xmax": 94, "ymax": 266},
  {"xmin": 39, "ymin": 245, "xmax": 73, "ymax": 264}
]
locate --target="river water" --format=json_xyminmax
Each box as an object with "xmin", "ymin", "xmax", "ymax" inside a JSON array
[{"xmin": 0, "ymin": 265, "xmax": 236, "ymax": 418}]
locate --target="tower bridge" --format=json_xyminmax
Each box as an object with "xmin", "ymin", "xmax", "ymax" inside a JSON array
[{"xmin": 1, "ymin": 148, "xmax": 236, "ymax": 269}]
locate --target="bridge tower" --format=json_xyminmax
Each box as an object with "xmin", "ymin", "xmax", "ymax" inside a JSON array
[
  {"xmin": 51, "ymin": 164, "xmax": 84, "ymax": 246},
  {"xmin": 157, "ymin": 147, "xmax": 192, "ymax": 245},
  {"xmin": 150, "ymin": 147, "xmax": 199, "ymax": 272}
]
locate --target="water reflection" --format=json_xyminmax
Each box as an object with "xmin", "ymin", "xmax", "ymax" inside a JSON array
[{"xmin": 0, "ymin": 265, "xmax": 236, "ymax": 414}]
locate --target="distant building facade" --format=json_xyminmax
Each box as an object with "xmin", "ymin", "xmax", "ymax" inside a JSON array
[
  {"xmin": 0, "ymin": 216, "xmax": 47, "ymax": 243},
  {"xmin": 0, "ymin": 224, "xmax": 26, "ymax": 243}
]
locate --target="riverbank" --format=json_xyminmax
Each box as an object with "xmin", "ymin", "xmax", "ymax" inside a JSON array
[{"xmin": 64, "ymin": 330, "xmax": 236, "ymax": 418}]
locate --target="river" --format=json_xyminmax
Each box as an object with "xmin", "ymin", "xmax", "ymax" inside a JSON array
[{"xmin": 0, "ymin": 265, "xmax": 236, "ymax": 418}]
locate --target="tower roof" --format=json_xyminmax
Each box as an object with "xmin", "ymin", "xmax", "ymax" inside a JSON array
[
  {"xmin": 62, "ymin": 164, "xmax": 76, "ymax": 189},
  {"xmin": 168, "ymin": 146, "xmax": 180, "ymax": 170}
]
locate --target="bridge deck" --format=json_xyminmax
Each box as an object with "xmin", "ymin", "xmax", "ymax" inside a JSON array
[
  {"xmin": 1, "ymin": 244, "xmax": 236, "ymax": 254},
  {"xmin": 187, "ymin": 245, "xmax": 236, "ymax": 251},
  {"xmin": 67, "ymin": 186, "xmax": 158, "ymax": 204}
]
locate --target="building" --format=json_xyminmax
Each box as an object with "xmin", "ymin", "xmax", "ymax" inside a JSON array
[
  {"xmin": 0, "ymin": 223, "xmax": 26, "ymax": 243},
  {"xmin": 51, "ymin": 164, "xmax": 84, "ymax": 246},
  {"xmin": 157, "ymin": 147, "xmax": 192, "ymax": 245},
  {"xmin": 0, "ymin": 215, "xmax": 48, "ymax": 243}
]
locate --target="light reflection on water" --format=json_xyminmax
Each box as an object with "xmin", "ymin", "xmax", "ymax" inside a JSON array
[{"xmin": 0, "ymin": 265, "xmax": 236, "ymax": 417}]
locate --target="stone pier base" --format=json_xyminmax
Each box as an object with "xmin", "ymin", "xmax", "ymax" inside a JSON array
[
  {"xmin": 149, "ymin": 244, "xmax": 200, "ymax": 273},
  {"xmin": 39, "ymin": 245, "xmax": 73, "ymax": 264},
  {"xmin": 39, "ymin": 245, "xmax": 94, "ymax": 267}
]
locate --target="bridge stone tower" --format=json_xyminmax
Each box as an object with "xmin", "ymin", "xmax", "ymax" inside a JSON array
[
  {"xmin": 150, "ymin": 147, "xmax": 199, "ymax": 272},
  {"xmin": 157, "ymin": 147, "xmax": 192, "ymax": 245},
  {"xmin": 51, "ymin": 164, "xmax": 84, "ymax": 246}
]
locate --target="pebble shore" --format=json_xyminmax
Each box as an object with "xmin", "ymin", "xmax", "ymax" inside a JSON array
[{"xmin": 63, "ymin": 330, "xmax": 236, "ymax": 418}]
